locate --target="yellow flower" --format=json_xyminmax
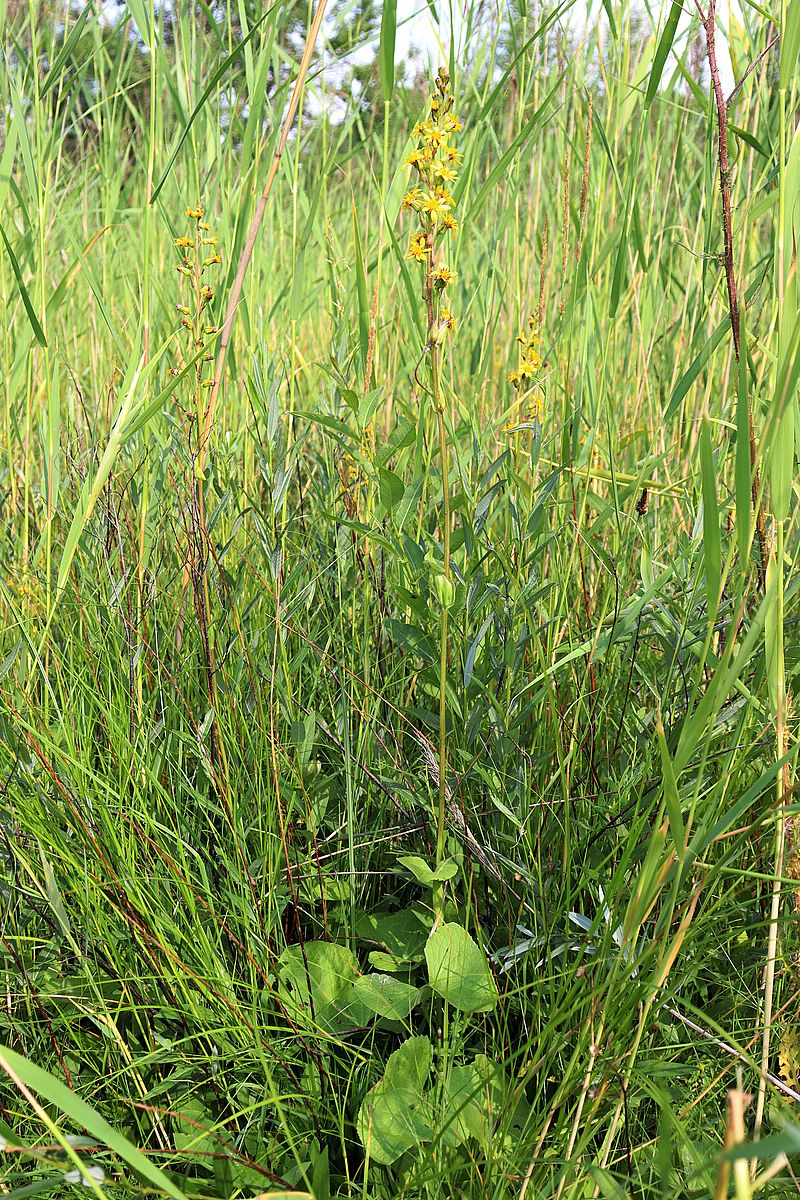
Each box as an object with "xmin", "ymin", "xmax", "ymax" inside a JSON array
[
  {"xmin": 432, "ymin": 266, "xmax": 456, "ymax": 288},
  {"xmin": 443, "ymin": 113, "xmax": 462, "ymax": 133},
  {"xmin": 424, "ymin": 126, "xmax": 446, "ymax": 149},
  {"xmin": 407, "ymin": 231, "xmax": 428, "ymax": 261},
  {"xmin": 402, "ymin": 188, "xmax": 423, "ymax": 211},
  {"xmin": 185, "ymin": 205, "xmax": 204, "ymax": 219},
  {"xmin": 508, "ymin": 362, "xmax": 535, "ymax": 388},
  {"xmin": 529, "ymin": 387, "xmax": 545, "ymax": 422},
  {"xmin": 440, "ymin": 307, "xmax": 456, "ymax": 333},
  {"xmin": 442, "ymin": 213, "xmax": 458, "ymax": 235},
  {"xmin": 404, "ymin": 149, "xmax": 425, "ymax": 168},
  {"xmin": 434, "ymin": 161, "xmax": 457, "ymax": 183},
  {"xmin": 445, "ymin": 146, "xmax": 463, "ymax": 165},
  {"xmin": 174, "ymin": 235, "xmax": 194, "ymax": 248},
  {"xmin": 433, "ymin": 307, "xmax": 456, "ymax": 342},
  {"xmin": 422, "ymin": 191, "xmax": 451, "ymax": 219}
]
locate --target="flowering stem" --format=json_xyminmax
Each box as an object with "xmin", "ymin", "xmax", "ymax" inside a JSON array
[
  {"xmin": 425, "ymin": 260, "xmax": 451, "ymax": 917},
  {"xmin": 433, "ymin": 356, "xmax": 450, "ymax": 872},
  {"xmin": 401, "ymin": 66, "xmax": 460, "ymax": 914}
]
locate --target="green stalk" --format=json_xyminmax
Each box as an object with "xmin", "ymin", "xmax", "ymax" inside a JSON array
[{"xmin": 433, "ymin": 348, "xmax": 451, "ymax": 877}]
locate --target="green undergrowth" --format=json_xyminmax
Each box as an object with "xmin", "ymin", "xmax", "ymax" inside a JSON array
[{"xmin": 1, "ymin": 0, "xmax": 800, "ymax": 1197}]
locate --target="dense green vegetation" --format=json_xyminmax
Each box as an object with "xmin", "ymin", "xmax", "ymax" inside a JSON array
[{"xmin": 1, "ymin": 1, "xmax": 800, "ymax": 1196}]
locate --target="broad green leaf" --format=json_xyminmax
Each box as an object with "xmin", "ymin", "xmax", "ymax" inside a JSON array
[
  {"xmin": 425, "ymin": 923, "xmax": 498, "ymax": 1013},
  {"xmin": 278, "ymin": 941, "xmax": 369, "ymax": 1032},
  {"xmin": 397, "ymin": 854, "xmax": 436, "ymax": 886},
  {"xmin": 357, "ymin": 1036, "xmax": 433, "ymax": 1165},
  {"xmin": 357, "ymin": 908, "xmax": 430, "ymax": 965},
  {"xmin": 397, "ymin": 855, "xmax": 458, "ymax": 886},
  {"xmin": 442, "ymin": 1063, "xmax": 487, "ymax": 1145},
  {"xmin": 351, "ymin": 974, "xmax": 420, "ymax": 1020},
  {"xmin": 379, "ymin": 467, "xmax": 405, "ymax": 511}
]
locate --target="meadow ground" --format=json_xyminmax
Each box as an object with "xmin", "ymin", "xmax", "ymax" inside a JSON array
[{"xmin": 1, "ymin": 1, "xmax": 800, "ymax": 1197}]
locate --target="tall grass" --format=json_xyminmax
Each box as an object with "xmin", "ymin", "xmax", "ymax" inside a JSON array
[{"xmin": 1, "ymin": 1, "xmax": 799, "ymax": 1197}]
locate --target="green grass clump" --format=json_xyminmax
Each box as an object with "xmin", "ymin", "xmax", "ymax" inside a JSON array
[{"xmin": 1, "ymin": 1, "xmax": 799, "ymax": 1198}]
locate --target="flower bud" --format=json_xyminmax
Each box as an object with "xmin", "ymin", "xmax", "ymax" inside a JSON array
[{"xmin": 432, "ymin": 572, "xmax": 455, "ymax": 609}]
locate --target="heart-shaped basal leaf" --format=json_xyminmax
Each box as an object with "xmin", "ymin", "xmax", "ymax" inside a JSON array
[
  {"xmin": 357, "ymin": 906, "xmax": 430, "ymax": 968},
  {"xmin": 425, "ymin": 923, "xmax": 499, "ymax": 1013},
  {"xmin": 357, "ymin": 1036, "xmax": 433, "ymax": 1165},
  {"xmin": 351, "ymin": 973, "xmax": 420, "ymax": 1021},
  {"xmin": 357, "ymin": 1040, "xmax": 507, "ymax": 1166},
  {"xmin": 278, "ymin": 942, "xmax": 371, "ymax": 1032},
  {"xmin": 440, "ymin": 1063, "xmax": 486, "ymax": 1146}
]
